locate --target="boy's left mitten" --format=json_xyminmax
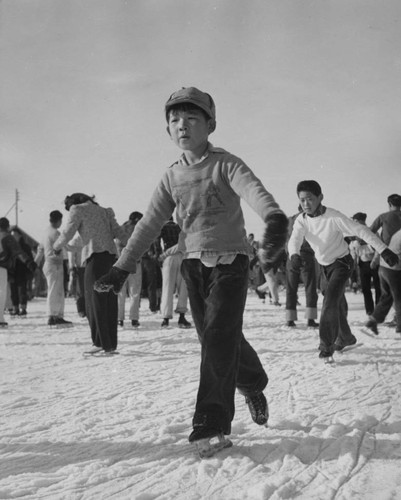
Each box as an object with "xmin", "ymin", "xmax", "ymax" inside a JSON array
[
  {"xmin": 94, "ymin": 266, "xmax": 129, "ymax": 294},
  {"xmin": 258, "ymin": 212, "xmax": 289, "ymax": 267}
]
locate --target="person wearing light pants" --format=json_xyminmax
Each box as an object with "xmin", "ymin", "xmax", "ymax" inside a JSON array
[
  {"xmin": 118, "ymin": 262, "xmax": 142, "ymax": 328},
  {"xmin": 160, "ymin": 245, "xmax": 190, "ymax": 328}
]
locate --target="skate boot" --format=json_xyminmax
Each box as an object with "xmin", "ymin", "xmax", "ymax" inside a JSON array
[
  {"xmin": 189, "ymin": 426, "xmax": 232, "ymax": 459},
  {"xmin": 178, "ymin": 314, "xmax": 191, "ymax": 329},
  {"xmin": 365, "ymin": 318, "xmax": 378, "ymax": 335},
  {"xmin": 245, "ymin": 391, "xmax": 269, "ymax": 426}
]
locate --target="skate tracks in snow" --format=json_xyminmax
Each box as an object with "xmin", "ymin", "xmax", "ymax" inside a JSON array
[{"xmin": 1, "ymin": 293, "xmax": 401, "ymax": 499}]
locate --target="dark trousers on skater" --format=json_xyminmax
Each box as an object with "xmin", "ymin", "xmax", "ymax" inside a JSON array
[
  {"xmin": 358, "ymin": 261, "xmax": 381, "ymax": 315},
  {"xmin": 181, "ymin": 254, "xmax": 268, "ymax": 436},
  {"xmin": 371, "ymin": 267, "xmax": 401, "ymax": 331},
  {"xmin": 85, "ymin": 252, "xmax": 118, "ymax": 351},
  {"xmin": 319, "ymin": 254, "xmax": 356, "ymax": 353},
  {"xmin": 285, "ymin": 250, "xmax": 318, "ymax": 321}
]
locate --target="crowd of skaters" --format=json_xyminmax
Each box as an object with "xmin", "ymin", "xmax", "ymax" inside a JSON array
[
  {"xmin": 1, "ymin": 86, "xmax": 401, "ymax": 456},
  {"xmin": 1, "ymin": 191, "xmax": 400, "ymax": 347}
]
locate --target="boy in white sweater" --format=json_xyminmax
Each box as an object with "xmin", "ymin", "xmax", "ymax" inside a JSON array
[{"xmin": 287, "ymin": 180, "xmax": 398, "ymax": 360}]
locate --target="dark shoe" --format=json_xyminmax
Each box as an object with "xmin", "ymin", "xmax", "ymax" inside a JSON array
[
  {"xmin": 178, "ymin": 316, "xmax": 192, "ymax": 329},
  {"xmin": 0, "ymin": 322, "xmax": 8, "ymax": 328},
  {"xmin": 189, "ymin": 426, "xmax": 222, "ymax": 443},
  {"xmin": 161, "ymin": 318, "xmax": 169, "ymax": 328},
  {"xmin": 245, "ymin": 391, "xmax": 269, "ymax": 426},
  {"xmin": 365, "ymin": 318, "xmax": 378, "ymax": 335},
  {"xmin": 48, "ymin": 316, "xmax": 57, "ymax": 326},
  {"xmin": 307, "ymin": 319, "xmax": 319, "ymax": 328},
  {"xmin": 19, "ymin": 309, "xmax": 27, "ymax": 317},
  {"xmin": 54, "ymin": 317, "xmax": 73, "ymax": 326},
  {"xmin": 10, "ymin": 308, "xmax": 19, "ymax": 317},
  {"xmin": 117, "ymin": 320, "xmax": 124, "ymax": 327},
  {"xmin": 334, "ymin": 335, "xmax": 357, "ymax": 351},
  {"xmin": 318, "ymin": 350, "xmax": 333, "ymax": 358},
  {"xmin": 131, "ymin": 320, "xmax": 140, "ymax": 328},
  {"xmin": 287, "ymin": 320, "xmax": 296, "ymax": 327}
]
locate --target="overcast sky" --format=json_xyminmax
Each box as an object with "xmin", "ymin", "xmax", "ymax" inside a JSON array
[{"xmin": 1, "ymin": 0, "xmax": 401, "ymax": 241}]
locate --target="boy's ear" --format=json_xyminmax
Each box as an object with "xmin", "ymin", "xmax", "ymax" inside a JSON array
[
  {"xmin": 319, "ymin": 194, "xmax": 324, "ymax": 203},
  {"xmin": 208, "ymin": 119, "xmax": 216, "ymax": 133},
  {"xmin": 166, "ymin": 125, "xmax": 171, "ymax": 137}
]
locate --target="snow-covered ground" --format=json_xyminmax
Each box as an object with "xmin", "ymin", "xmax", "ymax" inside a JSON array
[{"xmin": 1, "ymin": 289, "xmax": 401, "ymax": 500}]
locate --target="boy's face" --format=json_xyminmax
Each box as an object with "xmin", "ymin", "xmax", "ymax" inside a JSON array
[
  {"xmin": 298, "ymin": 191, "xmax": 323, "ymax": 216},
  {"xmin": 167, "ymin": 108, "xmax": 211, "ymax": 154}
]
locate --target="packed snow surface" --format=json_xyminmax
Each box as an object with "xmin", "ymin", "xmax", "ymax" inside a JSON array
[{"xmin": 1, "ymin": 290, "xmax": 401, "ymax": 499}]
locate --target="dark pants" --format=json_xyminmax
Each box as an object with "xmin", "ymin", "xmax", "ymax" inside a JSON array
[
  {"xmin": 141, "ymin": 257, "xmax": 160, "ymax": 312},
  {"xmin": 181, "ymin": 255, "xmax": 268, "ymax": 435},
  {"xmin": 358, "ymin": 261, "xmax": 381, "ymax": 315},
  {"xmin": 10, "ymin": 281, "xmax": 28, "ymax": 308},
  {"xmin": 285, "ymin": 251, "xmax": 318, "ymax": 320},
  {"xmin": 372, "ymin": 267, "xmax": 401, "ymax": 330},
  {"xmin": 319, "ymin": 254, "xmax": 355, "ymax": 353},
  {"xmin": 75, "ymin": 267, "xmax": 86, "ymax": 316},
  {"xmin": 84, "ymin": 252, "xmax": 118, "ymax": 351}
]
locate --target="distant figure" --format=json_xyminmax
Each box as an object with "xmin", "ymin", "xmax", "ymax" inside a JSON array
[
  {"xmin": 141, "ymin": 238, "xmax": 162, "ymax": 313},
  {"xmin": 35, "ymin": 211, "xmax": 72, "ymax": 327},
  {"xmin": 54, "ymin": 193, "xmax": 126, "ymax": 355},
  {"xmin": 116, "ymin": 211, "xmax": 143, "ymax": 329},
  {"xmin": 10, "ymin": 227, "xmax": 35, "ymax": 317},
  {"xmin": 67, "ymin": 245, "xmax": 86, "ymax": 318},
  {"xmin": 365, "ymin": 228, "xmax": 401, "ymax": 335},
  {"xmin": 288, "ymin": 180, "xmax": 398, "ymax": 360},
  {"xmin": 370, "ymin": 193, "xmax": 401, "ymax": 245},
  {"xmin": 0, "ymin": 218, "xmax": 36, "ymax": 328},
  {"xmin": 285, "ymin": 208, "xmax": 319, "ymax": 328},
  {"xmin": 159, "ymin": 216, "xmax": 191, "ymax": 329},
  {"xmin": 349, "ymin": 212, "xmax": 381, "ymax": 316}
]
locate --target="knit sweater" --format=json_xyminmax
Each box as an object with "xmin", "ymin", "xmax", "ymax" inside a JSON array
[
  {"xmin": 54, "ymin": 202, "xmax": 126, "ymax": 264},
  {"xmin": 116, "ymin": 145, "xmax": 283, "ymax": 273},
  {"xmin": 288, "ymin": 207, "xmax": 387, "ymax": 266},
  {"xmin": 370, "ymin": 210, "xmax": 401, "ymax": 245},
  {"xmin": 0, "ymin": 231, "xmax": 23, "ymax": 270}
]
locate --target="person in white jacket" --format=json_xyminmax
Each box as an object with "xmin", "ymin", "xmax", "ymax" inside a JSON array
[{"xmin": 288, "ymin": 180, "xmax": 398, "ymax": 360}]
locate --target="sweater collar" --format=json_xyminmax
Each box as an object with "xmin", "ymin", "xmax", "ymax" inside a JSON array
[{"xmin": 304, "ymin": 204, "xmax": 326, "ymax": 218}]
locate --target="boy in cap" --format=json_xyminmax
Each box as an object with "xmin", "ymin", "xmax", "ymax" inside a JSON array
[
  {"xmin": 288, "ymin": 180, "xmax": 398, "ymax": 362},
  {"xmin": 94, "ymin": 86, "xmax": 288, "ymax": 457}
]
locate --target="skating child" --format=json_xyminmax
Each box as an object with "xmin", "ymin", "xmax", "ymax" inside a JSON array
[
  {"xmin": 94, "ymin": 86, "xmax": 288, "ymax": 457},
  {"xmin": 287, "ymin": 180, "xmax": 398, "ymax": 361}
]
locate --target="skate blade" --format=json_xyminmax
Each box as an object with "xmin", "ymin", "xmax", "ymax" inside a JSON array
[{"xmin": 195, "ymin": 434, "xmax": 233, "ymax": 459}]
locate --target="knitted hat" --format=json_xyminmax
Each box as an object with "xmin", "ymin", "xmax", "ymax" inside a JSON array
[{"xmin": 165, "ymin": 87, "xmax": 216, "ymax": 131}]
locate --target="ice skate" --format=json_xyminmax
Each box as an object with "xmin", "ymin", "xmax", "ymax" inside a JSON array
[
  {"xmin": 193, "ymin": 433, "xmax": 233, "ymax": 459},
  {"xmin": 245, "ymin": 391, "xmax": 269, "ymax": 426}
]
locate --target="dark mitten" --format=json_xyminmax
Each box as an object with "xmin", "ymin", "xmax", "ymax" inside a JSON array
[
  {"xmin": 26, "ymin": 260, "xmax": 37, "ymax": 273},
  {"xmin": 381, "ymin": 248, "xmax": 399, "ymax": 267},
  {"xmin": 290, "ymin": 253, "xmax": 302, "ymax": 270},
  {"xmin": 258, "ymin": 212, "xmax": 289, "ymax": 266},
  {"xmin": 94, "ymin": 266, "xmax": 129, "ymax": 294}
]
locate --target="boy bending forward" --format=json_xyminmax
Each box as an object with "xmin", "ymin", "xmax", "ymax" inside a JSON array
[
  {"xmin": 288, "ymin": 180, "xmax": 398, "ymax": 360},
  {"xmin": 95, "ymin": 87, "xmax": 288, "ymax": 451}
]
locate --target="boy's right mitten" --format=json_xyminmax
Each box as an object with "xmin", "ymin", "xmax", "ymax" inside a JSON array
[
  {"xmin": 381, "ymin": 248, "xmax": 399, "ymax": 267},
  {"xmin": 258, "ymin": 212, "xmax": 289, "ymax": 266},
  {"xmin": 94, "ymin": 266, "xmax": 129, "ymax": 294}
]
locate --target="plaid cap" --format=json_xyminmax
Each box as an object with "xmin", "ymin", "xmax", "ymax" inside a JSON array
[{"xmin": 165, "ymin": 87, "xmax": 216, "ymax": 130}]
